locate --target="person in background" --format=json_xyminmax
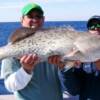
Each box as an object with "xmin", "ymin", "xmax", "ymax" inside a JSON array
[
  {"xmin": 1, "ymin": 3, "xmax": 66, "ymax": 100},
  {"xmin": 61, "ymin": 15, "xmax": 100, "ymax": 100}
]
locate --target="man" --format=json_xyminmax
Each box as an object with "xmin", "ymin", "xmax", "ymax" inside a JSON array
[
  {"xmin": 1, "ymin": 3, "xmax": 65, "ymax": 100},
  {"xmin": 61, "ymin": 15, "xmax": 100, "ymax": 100}
]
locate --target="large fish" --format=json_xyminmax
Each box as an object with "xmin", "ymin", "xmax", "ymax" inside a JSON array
[{"xmin": 0, "ymin": 27, "xmax": 100, "ymax": 62}]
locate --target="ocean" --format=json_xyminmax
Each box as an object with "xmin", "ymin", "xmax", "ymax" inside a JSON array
[{"xmin": 0, "ymin": 21, "xmax": 87, "ymax": 94}]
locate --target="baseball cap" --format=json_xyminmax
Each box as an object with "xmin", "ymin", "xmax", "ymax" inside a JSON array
[
  {"xmin": 22, "ymin": 3, "xmax": 44, "ymax": 16},
  {"xmin": 87, "ymin": 15, "xmax": 100, "ymax": 30}
]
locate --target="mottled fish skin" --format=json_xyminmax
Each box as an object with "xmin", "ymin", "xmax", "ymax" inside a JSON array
[
  {"xmin": 69, "ymin": 34, "xmax": 100, "ymax": 62},
  {"xmin": 0, "ymin": 27, "xmax": 100, "ymax": 62}
]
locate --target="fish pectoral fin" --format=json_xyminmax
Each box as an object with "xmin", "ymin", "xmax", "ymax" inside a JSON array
[
  {"xmin": 61, "ymin": 48, "xmax": 80, "ymax": 62},
  {"xmin": 63, "ymin": 61, "xmax": 75, "ymax": 71},
  {"xmin": 66, "ymin": 48, "xmax": 79, "ymax": 57}
]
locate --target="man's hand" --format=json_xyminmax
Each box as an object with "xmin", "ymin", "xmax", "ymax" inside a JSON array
[
  {"xmin": 20, "ymin": 54, "xmax": 39, "ymax": 74},
  {"xmin": 48, "ymin": 55, "xmax": 65, "ymax": 69},
  {"xmin": 95, "ymin": 59, "xmax": 100, "ymax": 70},
  {"xmin": 73, "ymin": 61, "xmax": 81, "ymax": 68}
]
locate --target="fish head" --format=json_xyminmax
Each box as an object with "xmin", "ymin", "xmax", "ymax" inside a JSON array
[{"xmin": 9, "ymin": 27, "xmax": 36, "ymax": 43}]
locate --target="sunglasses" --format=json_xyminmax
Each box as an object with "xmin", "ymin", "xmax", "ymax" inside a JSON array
[
  {"xmin": 89, "ymin": 24, "xmax": 100, "ymax": 30},
  {"xmin": 27, "ymin": 15, "xmax": 43, "ymax": 19}
]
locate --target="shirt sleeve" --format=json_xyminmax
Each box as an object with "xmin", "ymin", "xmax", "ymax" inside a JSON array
[
  {"xmin": 1, "ymin": 58, "xmax": 33, "ymax": 92},
  {"xmin": 4, "ymin": 67, "xmax": 33, "ymax": 92}
]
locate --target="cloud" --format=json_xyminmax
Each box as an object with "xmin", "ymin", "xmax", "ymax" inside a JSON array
[
  {"xmin": 0, "ymin": 0, "xmax": 90, "ymax": 5},
  {"xmin": 29, "ymin": 0, "xmax": 88, "ymax": 3},
  {"xmin": 0, "ymin": 2, "xmax": 25, "ymax": 9},
  {"xmin": 0, "ymin": 5, "xmax": 22, "ymax": 9},
  {"xmin": 0, "ymin": 0, "xmax": 93, "ymax": 9}
]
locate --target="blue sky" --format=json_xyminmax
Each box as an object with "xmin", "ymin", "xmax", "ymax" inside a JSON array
[{"xmin": 0, "ymin": 0, "xmax": 100, "ymax": 22}]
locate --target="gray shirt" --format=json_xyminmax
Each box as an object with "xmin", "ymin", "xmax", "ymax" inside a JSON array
[{"xmin": 1, "ymin": 58, "xmax": 63, "ymax": 100}]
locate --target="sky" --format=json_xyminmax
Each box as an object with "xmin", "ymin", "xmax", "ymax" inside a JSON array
[{"xmin": 0, "ymin": 0, "xmax": 100, "ymax": 22}]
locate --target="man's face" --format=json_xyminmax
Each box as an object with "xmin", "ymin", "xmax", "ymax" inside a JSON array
[
  {"xmin": 89, "ymin": 23, "xmax": 100, "ymax": 35},
  {"xmin": 89, "ymin": 30, "xmax": 100, "ymax": 35},
  {"xmin": 21, "ymin": 11, "xmax": 44, "ymax": 30}
]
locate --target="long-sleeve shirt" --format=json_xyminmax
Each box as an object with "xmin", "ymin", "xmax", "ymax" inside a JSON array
[{"xmin": 1, "ymin": 58, "xmax": 63, "ymax": 100}]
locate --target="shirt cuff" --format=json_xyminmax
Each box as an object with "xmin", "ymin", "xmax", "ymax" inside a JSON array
[
  {"xmin": 4, "ymin": 67, "xmax": 33, "ymax": 92},
  {"xmin": 20, "ymin": 67, "xmax": 33, "ymax": 76},
  {"xmin": 61, "ymin": 65, "xmax": 73, "ymax": 72}
]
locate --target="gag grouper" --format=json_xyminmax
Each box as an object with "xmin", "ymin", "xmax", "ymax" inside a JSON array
[{"xmin": 0, "ymin": 27, "xmax": 100, "ymax": 63}]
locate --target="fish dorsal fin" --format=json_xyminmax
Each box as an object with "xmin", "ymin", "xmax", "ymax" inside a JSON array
[
  {"xmin": 66, "ymin": 25, "xmax": 76, "ymax": 31},
  {"xmin": 9, "ymin": 27, "xmax": 36, "ymax": 44},
  {"xmin": 56, "ymin": 25, "xmax": 76, "ymax": 32}
]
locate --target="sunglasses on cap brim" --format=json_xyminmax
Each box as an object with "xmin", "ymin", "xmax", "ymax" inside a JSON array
[{"xmin": 89, "ymin": 24, "xmax": 100, "ymax": 30}]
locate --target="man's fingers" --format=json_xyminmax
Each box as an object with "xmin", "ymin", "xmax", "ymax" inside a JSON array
[
  {"xmin": 20, "ymin": 55, "xmax": 28, "ymax": 63},
  {"xmin": 48, "ymin": 55, "xmax": 61, "ymax": 64},
  {"xmin": 20, "ymin": 54, "xmax": 38, "ymax": 64}
]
